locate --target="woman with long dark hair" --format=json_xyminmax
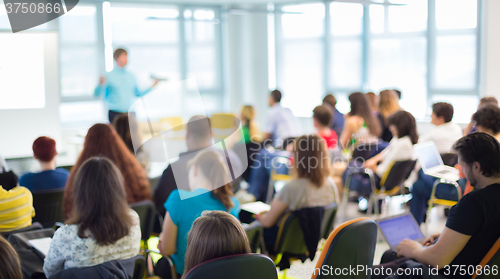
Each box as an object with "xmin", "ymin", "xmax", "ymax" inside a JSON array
[
  {"xmin": 63, "ymin": 124, "xmax": 150, "ymax": 219},
  {"xmin": 339, "ymin": 92, "xmax": 381, "ymax": 148},
  {"xmin": 157, "ymin": 150, "xmax": 240, "ymax": 277},
  {"xmin": 44, "ymin": 157, "xmax": 141, "ymax": 277}
]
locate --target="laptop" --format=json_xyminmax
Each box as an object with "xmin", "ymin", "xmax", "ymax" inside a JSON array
[
  {"xmin": 376, "ymin": 213, "xmax": 425, "ymax": 251},
  {"xmin": 414, "ymin": 141, "xmax": 460, "ymax": 181}
]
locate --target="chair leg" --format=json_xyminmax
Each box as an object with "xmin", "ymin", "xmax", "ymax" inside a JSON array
[{"xmin": 341, "ymin": 173, "xmax": 352, "ymax": 222}]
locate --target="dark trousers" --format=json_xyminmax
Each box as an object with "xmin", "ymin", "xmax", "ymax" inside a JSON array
[{"xmin": 108, "ymin": 110, "xmax": 126, "ymax": 124}]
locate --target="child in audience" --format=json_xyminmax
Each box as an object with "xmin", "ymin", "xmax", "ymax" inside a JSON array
[
  {"xmin": 339, "ymin": 92, "xmax": 381, "ymax": 149},
  {"xmin": 43, "ymin": 157, "xmax": 141, "ymax": 278},
  {"xmin": 157, "ymin": 150, "xmax": 240, "ymax": 277},
  {"xmin": 376, "ymin": 90, "xmax": 401, "ymax": 143},
  {"xmin": 240, "ymin": 105, "xmax": 261, "ymax": 143},
  {"xmin": 0, "ymin": 181, "xmax": 34, "ymax": 233},
  {"xmin": 19, "ymin": 136, "xmax": 69, "ymax": 192},
  {"xmin": 183, "ymin": 210, "xmax": 251, "ymax": 275},
  {"xmin": 256, "ymin": 135, "xmax": 338, "ymax": 248},
  {"xmin": 63, "ymin": 123, "xmax": 149, "ymax": 219},
  {"xmin": 0, "ymin": 237, "xmax": 23, "ymax": 279},
  {"xmin": 313, "ymin": 105, "xmax": 338, "ymax": 149}
]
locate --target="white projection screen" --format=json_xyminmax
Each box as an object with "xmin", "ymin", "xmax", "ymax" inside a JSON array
[{"xmin": 0, "ymin": 32, "xmax": 61, "ymax": 159}]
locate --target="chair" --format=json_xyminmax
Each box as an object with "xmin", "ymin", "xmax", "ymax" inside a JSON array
[
  {"xmin": 425, "ymin": 178, "xmax": 462, "ymax": 233},
  {"xmin": 244, "ymin": 222, "xmax": 266, "ymax": 254},
  {"xmin": 320, "ymin": 202, "xmax": 338, "ymax": 240},
  {"xmin": 266, "ymin": 156, "xmax": 291, "ymax": 204},
  {"xmin": 130, "ymin": 200, "xmax": 156, "ymax": 251},
  {"xmin": 271, "ymin": 212, "xmax": 308, "ymax": 272},
  {"xmin": 343, "ymin": 160, "xmax": 416, "ymax": 219},
  {"xmin": 58, "ymin": 165, "xmax": 73, "ymax": 172},
  {"xmin": 32, "ymin": 188, "xmax": 65, "ymax": 228},
  {"xmin": 472, "ymin": 236, "xmax": 500, "ymax": 279},
  {"xmin": 440, "ymin": 153, "xmax": 458, "ymax": 167},
  {"xmin": 311, "ymin": 218, "xmax": 377, "ymax": 279},
  {"xmin": 133, "ymin": 255, "xmax": 147, "ymax": 279},
  {"xmin": 183, "ymin": 254, "xmax": 278, "ymax": 279},
  {"xmin": 350, "ymin": 143, "xmax": 381, "ymax": 165},
  {"xmin": 0, "ymin": 222, "xmax": 43, "ymax": 239}
]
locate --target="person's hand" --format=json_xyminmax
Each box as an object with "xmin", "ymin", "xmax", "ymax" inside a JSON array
[
  {"xmin": 397, "ymin": 239, "xmax": 422, "ymax": 258},
  {"xmin": 99, "ymin": 76, "xmax": 106, "ymax": 85},
  {"xmin": 152, "ymin": 79, "xmax": 160, "ymax": 88},
  {"xmin": 421, "ymin": 233, "xmax": 441, "ymax": 246},
  {"xmin": 365, "ymin": 158, "xmax": 377, "ymax": 171}
]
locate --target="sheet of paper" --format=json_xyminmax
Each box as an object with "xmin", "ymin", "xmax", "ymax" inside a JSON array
[
  {"xmin": 28, "ymin": 237, "xmax": 52, "ymax": 257},
  {"xmin": 240, "ymin": 201, "xmax": 271, "ymax": 215}
]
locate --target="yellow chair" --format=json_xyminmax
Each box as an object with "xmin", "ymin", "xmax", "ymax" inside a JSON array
[
  {"xmin": 425, "ymin": 178, "xmax": 462, "ymax": 233},
  {"xmin": 160, "ymin": 117, "xmax": 184, "ymax": 132},
  {"xmin": 210, "ymin": 113, "xmax": 237, "ymax": 129}
]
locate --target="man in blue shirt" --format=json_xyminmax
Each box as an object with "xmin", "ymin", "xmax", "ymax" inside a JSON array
[
  {"xmin": 263, "ymin": 89, "xmax": 301, "ymax": 147},
  {"xmin": 94, "ymin": 48, "xmax": 159, "ymax": 123},
  {"xmin": 322, "ymin": 94, "xmax": 344, "ymax": 137},
  {"xmin": 19, "ymin": 137, "xmax": 69, "ymax": 192}
]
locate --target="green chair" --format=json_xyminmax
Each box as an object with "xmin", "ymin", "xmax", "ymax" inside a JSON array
[
  {"xmin": 245, "ymin": 222, "xmax": 266, "ymax": 254},
  {"xmin": 320, "ymin": 202, "xmax": 338, "ymax": 240}
]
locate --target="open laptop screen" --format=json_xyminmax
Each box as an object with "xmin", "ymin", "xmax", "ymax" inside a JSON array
[
  {"xmin": 415, "ymin": 143, "xmax": 442, "ymax": 170},
  {"xmin": 378, "ymin": 214, "xmax": 424, "ymax": 248}
]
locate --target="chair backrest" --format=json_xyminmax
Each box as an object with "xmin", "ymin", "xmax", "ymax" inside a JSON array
[
  {"xmin": 440, "ymin": 153, "xmax": 458, "ymax": 167},
  {"xmin": 380, "ymin": 160, "xmax": 417, "ymax": 191},
  {"xmin": 312, "ymin": 218, "xmax": 377, "ymax": 279},
  {"xmin": 133, "ymin": 255, "xmax": 146, "ymax": 279},
  {"xmin": 320, "ymin": 202, "xmax": 338, "ymax": 240},
  {"xmin": 244, "ymin": 223, "xmax": 264, "ymax": 253},
  {"xmin": 32, "ymin": 188, "xmax": 65, "ymax": 227},
  {"xmin": 274, "ymin": 212, "xmax": 308, "ymax": 256},
  {"xmin": 184, "ymin": 254, "xmax": 278, "ymax": 279},
  {"xmin": 0, "ymin": 222, "xmax": 43, "ymax": 239},
  {"xmin": 130, "ymin": 200, "xmax": 156, "ymax": 242},
  {"xmin": 473, "ymin": 236, "xmax": 500, "ymax": 279}
]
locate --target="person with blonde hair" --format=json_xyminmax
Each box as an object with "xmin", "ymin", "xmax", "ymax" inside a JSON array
[
  {"xmin": 240, "ymin": 105, "xmax": 261, "ymax": 143},
  {"xmin": 377, "ymin": 90, "xmax": 401, "ymax": 142},
  {"xmin": 183, "ymin": 211, "xmax": 251, "ymax": 275},
  {"xmin": 0, "ymin": 237, "xmax": 23, "ymax": 279}
]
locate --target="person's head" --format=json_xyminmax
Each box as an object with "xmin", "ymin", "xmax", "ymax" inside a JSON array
[
  {"xmin": 269, "ymin": 89, "xmax": 282, "ymax": 106},
  {"xmin": 186, "ymin": 115, "xmax": 213, "ymax": 150},
  {"xmin": 0, "ymin": 237, "xmax": 22, "ymax": 279},
  {"xmin": 479, "ymin": 96, "xmax": 498, "ymax": 109},
  {"xmin": 378, "ymin": 90, "xmax": 401, "ymax": 120},
  {"xmin": 184, "ymin": 211, "xmax": 251, "ymax": 275},
  {"xmin": 322, "ymin": 94, "xmax": 337, "ymax": 110},
  {"xmin": 68, "ymin": 157, "xmax": 134, "ymax": 246},
  {"xmin": 431, "ymin": 102, "xmax": 454, "ymax": 125},
  {"xmin": 453, "ymin": 132, "xmax": 500, "ymax": 188},
  {"xmin": 473, "ymin": 105, "xmax": 500, "ymax": 136},
  {"xmin": 112, "ymin": 114, "xmax": 140, "ymax": 154},
  {"xmin": 348, "ymin": 92, "xmax": 381, "ymax": 137},
  {"xmin": 365, "ymin": 92, "xmax": 378, "ymax": 111},
  {"xmin": 292, "ymin": 134, "xmax": 330, "ymax": 187},
  {"xmin": 187, "ymin": 151, "xmax": 234, "ymax": 211},
  {"xmin": 388, "ymin": 111, "xmax": 418, "ymax": 144},
  {"xmin": 312, "ymin": 105, "xmax": 332, "ymax": 129},
  {"xmin": 240, "ymin": 105, "xmax": 255, "ymax": 125},
  {"xmin": 32, "ymin": 136, "xmax": 57, "ymax": 163},
  {"xmin": 113, "ymin": 48, "xmax": 128, "ymax": 68}
]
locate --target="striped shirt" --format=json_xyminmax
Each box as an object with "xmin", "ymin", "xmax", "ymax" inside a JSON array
[{"xmin": 0, "ymin": 186, "xmax": 35, "ymax": 232}]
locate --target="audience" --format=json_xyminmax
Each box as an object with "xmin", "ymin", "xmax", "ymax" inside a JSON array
[
  {"xmin": 19, "ymin": 137, "xmax": 69, "ymax": 192},
  {"xmin": 63, "ymin": 124, "xmax": 150, "ymax": 219},
  {"xmin": 374, "ymin": 133, "xmax": 500, "ymax": 279},
  {"xmin": 153, "ymin": 115, "xmax": 242, "ymax": 216},
  {"xmin": 240, "ymin": 105, "xmax": 261, "ymax": 144},
  {"xmin": 339, "ymin": 92, "xmax": 381, "ymax": 149},
  {"xmin": 0, "ymin": 180, "xmax": 34, "ymax": 233},
  {"xmin": 112, "ymin": 114, "xmax": 150, "ymax": 173},
  {"xmin": 312, "ymin": 105, "xmax": 338, "ymax": 149},
  {"xmin": 183, "ymin": 210, "xmax": 251, "ymax": 275},
  {"xmin": 376, "ymin": 90, "xmax": 401, "ymax": 142},
  {"xmin": 365, "ymin": 92, "xmax": 379, "ymax": 116},
  {"xmin": 256, "ymin": 135, "xmax": 338, "ymax": 248},
  {"xmin": 464, "ymin": 96, "xmax": 498, "ymax": 135},
  {"xmin": 0, "ymin": 237, "xmax": 23, "ymax": 279},
  {"xmin": 44, "ymin": 157, "xmax": 140, "ymax": 278},
  {"xmin": 322, "ymin": 94, "xmax": 344, "ymax": 137},
  {"xmin": 157, "ymin": 150, "xmax": 240, "ymax": 277},
  {"xmin": 473, "ymin": 105, "xmax": 500, "ymax": 141},
  {"xmin": 263, "ymin": 89, "xmax": 301, "ymax": 147}
]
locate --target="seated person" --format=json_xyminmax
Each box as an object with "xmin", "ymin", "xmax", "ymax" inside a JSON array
[
  {"xmin": 63, "ymin": 124, "xmax": 150, "ymax": 219},
  {"xmin": 376, "ymin": 90, "xmax": 401, "ymax": 143},
  {"xmin": 112, "ymin": 114, "xmax": 150, "ymax": 173},
  {"xmin": 473, "ymin": 105, "xmax": 500, "ymax": 141},
  {"xmin": 0, "ymin": 180, "xmax": 35, "ymax": 233},
  {"xmin": 464, "ymin": 96, "xmax": 498, "ymax": 135},
  {"xmin": 19, "ymin": 136, "xmax": 69, "ymax": 192},
  {"xmin": 349, "ymin": 111, "xmax": 418, "ymax": 197},
  {"xmin": 263, "ymin": 89, "xmax": 301, "ymax": 147},
  {"xmin": 153, "ymin": 115, "xmax": 242, "ymax": 216},
  {"xmin": 240, "ymin": 105, "xmax": 262, "ymax": 144},
  {"xmin": 157, "ymin": 150, "xmax": 240, "ymax": 278},
  {"xmin": 322, "ymin": 94, "xmax": 344, "ymax": 137},
  {"xmin": 313, "ymin": 105, "xmax": 338, "ymax": 149},
  {"xmin": 44, "ymin": 157, "xmax": 141, "ymax": 278},
  {"xmin": 373, "ymin": 133, "xmax": 500, "ymax": 279},
  {"xmin": 256, "ymin": 134, "xmax": 338, "ymax": 249},
  {"xmin": 183, "ymin": 210, "xmax": 251, "ymax": 275},
  {"xmin": 0, "ymin": 236, "xmax": 23, "ymax": 279}
]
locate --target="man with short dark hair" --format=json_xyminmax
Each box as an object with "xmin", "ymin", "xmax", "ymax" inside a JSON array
[
  {"xmin": 263, "ymin": 89, "xmax": 301, "ymax": 147},
  {"xmin": 464, "ymin": 96, "xmax": 499, "ymax": 135},
  {"xmin": 95, "ymin": 48, "xmax": 159, "ymax": 123},
  {"xmin": 396, "ymin": 133, "xmax": 500, "ymax": 279},
  {"xmin": 322, "ymin": 94, "xmax": 344, "ymax": 136},
  {"xmin": 312, "ymin": 105, "xmax": 337, "ymax": 149}
]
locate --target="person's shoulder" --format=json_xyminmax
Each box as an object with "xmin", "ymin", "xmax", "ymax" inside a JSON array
[
  {"xmin": 282, "ymin": 178, "xmax": 308, "ymax": 191},
  {"xmin": 19, "ymin": 172, "xmax": 34, "ymax": 183},
  {"xmin": 54, "ymin": 168, "xmax": 70, "ymax": 176}
]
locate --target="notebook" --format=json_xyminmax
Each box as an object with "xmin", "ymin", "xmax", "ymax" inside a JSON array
[
  {"xmin": 376, "ymin": 213, "xmax": 425, "ymax": 251},
  {"xmin": 28, "ymin": 237, "xmax": 52, "ymax": 258},
  {"xmin": 414, "ymin": 141, "xmax": 459, "ymax": 181}
]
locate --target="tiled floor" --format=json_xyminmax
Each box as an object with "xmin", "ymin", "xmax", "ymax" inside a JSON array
[{"xmin": 278, "ymin": 195, "xmax": 448, "ymax": 279}]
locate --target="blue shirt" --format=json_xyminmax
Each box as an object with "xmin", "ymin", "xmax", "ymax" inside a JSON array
[
  {"xmin": 19, "ymin": 168, "xmax": 69, "ymax": 192},
  {"xmin": 164, "ymin": 188, "xmax": 240, "ymax": 275},
  {"xmin": 331, "ymin": 108, "xmax": 345, "ymax": 137},
  {"xmin": 94, "ymin": 67, "xmax": 151, "ymax": 113}
]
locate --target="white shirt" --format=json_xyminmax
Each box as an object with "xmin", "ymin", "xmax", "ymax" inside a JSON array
[
  {"xmin": 418, "ymin": 122, "xmax": 463, "ymax": 154},
  {"xmin": 376, "ymin": 136, "xmax": 416, "ymax": 178},
  {"xmin": 265, "ymin": 103, "xmax": 301, "ymax": 144},
  {"xmin": 43, "ymin": 209, "xmax": 141, "ymax": 278}
]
